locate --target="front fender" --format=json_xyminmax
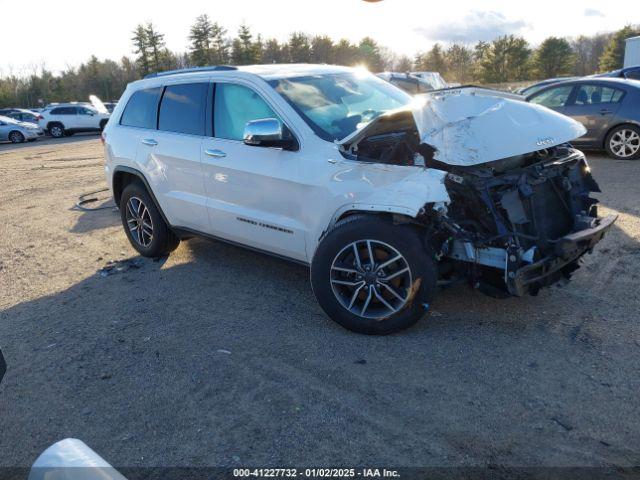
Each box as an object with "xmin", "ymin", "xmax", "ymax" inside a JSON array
[{"xmin": 307, "ymin": 162, "xmax": 450, "ymax": 258}]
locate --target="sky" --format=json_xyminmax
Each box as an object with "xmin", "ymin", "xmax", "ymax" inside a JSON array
[{"xmin": 1, "ymin": 0, "xmax": 635, "ymax": 75}]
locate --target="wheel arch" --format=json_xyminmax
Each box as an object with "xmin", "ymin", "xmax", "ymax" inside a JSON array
[
  {"xmin": 311, "ymin": 203, "xmax": 434, "ymax": 260},
  {"xmin": 111, "ymin": 166, "xmax": 171, "ymax": 226},
  {"xmin": 8, "ymin": 129, "xmax": 24, "ymax": 140},
  {"xmin": 46, "ymin": 121, "xmax": 64, "ymax": 130}
]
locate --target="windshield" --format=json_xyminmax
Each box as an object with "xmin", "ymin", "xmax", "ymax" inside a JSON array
[{"xmin": 268, "ymin": 72, "xmax": 411, "ymax": 141}]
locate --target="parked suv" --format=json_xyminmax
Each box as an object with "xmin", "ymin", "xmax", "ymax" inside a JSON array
[
  {"xmin": 104, "ymin": 65, "xmax": 615, "ymax": 334},
  {"xmin": 39, "ymin": 104, "xmax": 110, "ymax": 137}
]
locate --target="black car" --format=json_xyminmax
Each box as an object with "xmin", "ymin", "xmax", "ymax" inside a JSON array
[{"xmin": 526, "ymin": 78, "xmax": 640, "ymax": 160}]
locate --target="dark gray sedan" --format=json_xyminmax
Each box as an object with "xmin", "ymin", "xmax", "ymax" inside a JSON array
[{"xmin": 526, "ymin": 78, "xmax": 640, "ymax": 159}]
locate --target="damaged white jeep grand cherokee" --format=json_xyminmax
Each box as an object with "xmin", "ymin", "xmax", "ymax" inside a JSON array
[{"xmin": 103, "ymin": 64, "xmax": 616, "ymax": 334}]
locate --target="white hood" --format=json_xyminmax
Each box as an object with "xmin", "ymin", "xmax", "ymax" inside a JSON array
[{"xmin": 340, "ymin": 87, "xmax": 587, "ymax": 167}]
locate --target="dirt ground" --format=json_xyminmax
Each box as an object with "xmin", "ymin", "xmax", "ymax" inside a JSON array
[{"xmin": 1, "ymin": 136, "xmax": 639, "ymax": 471}]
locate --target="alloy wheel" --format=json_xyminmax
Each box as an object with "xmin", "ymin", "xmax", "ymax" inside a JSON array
[
  {"xmin": 125, "ymin": 196, "xmax": 154, "ymax": 247},
  {"xmin": 610, "ymin": 129, "xmax": 640, "ymax": 158},
  {"xmin": 50, "ymin": 126, "xmax": 63, "ymax": 138},
  {"xmin": 9, "ymin": 131, "xmax": 24, "ymax": 143},
  {"xmin": 330, "ymin": 239, "xmax": 412, "ymax": 319}
]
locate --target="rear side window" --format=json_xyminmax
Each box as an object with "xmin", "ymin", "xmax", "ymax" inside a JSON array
[
  {"xmin": 51, "ymin": 107, "xmax": 76, "ymax": 115},
  {"xmin": 158, "ymin": 83, "xmax": 208, "ymax": 136},
  {"xmin": 574, "ymin": 84, "xmax": 624, "ymax": 105},
  {"xmin": 120, "ymin": 87, "xmax": 161, "ymax": 129}
]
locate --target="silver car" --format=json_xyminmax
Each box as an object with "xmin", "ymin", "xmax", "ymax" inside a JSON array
[{"xmin": 0, "ymin": 115, "xmax": 44, "ymax": 143}]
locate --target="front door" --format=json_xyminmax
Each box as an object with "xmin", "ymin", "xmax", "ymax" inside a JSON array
[{"xmin": 200, "ymin": 82, "xmax": 308, "ymax": 262}]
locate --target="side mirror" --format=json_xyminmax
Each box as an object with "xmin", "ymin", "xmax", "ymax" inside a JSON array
[{"xmin": 243, "ymin": 118, "xmax": 298, "ymax": 151}]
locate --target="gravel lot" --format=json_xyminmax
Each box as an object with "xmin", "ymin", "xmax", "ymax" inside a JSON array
[{"xmin": 1, "ymin": 137, "xmax": 639, "ymax": 471}]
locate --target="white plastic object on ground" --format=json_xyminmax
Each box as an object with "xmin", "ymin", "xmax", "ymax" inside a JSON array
[{"xmin": 29, "ymin": 438, "xmax": 127, "ymax": 480}]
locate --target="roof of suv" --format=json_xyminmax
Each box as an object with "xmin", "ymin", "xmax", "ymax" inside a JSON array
[{"xmin": 134, "ymin": 64, "xmax": 358, "ymax": 87}]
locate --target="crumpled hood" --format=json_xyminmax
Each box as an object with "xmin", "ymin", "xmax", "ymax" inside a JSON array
[{"xmin": 339, "ymin": 87, "xmax": 587, "ymax": 167}]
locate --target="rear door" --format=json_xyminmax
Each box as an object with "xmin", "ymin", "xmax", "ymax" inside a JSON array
[
  {"xmin": 200, "ymin": 80, "xmax": 307, "ymax": 261},
  {"xmin": 561, "ymin": 83, "xmax": 625, "ymax": 145},
  {"xmin": 134, "ymin": 81, "xmax": 210, "ymax": 231}
]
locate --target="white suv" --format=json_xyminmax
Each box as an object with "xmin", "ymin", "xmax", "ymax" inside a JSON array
[
  {"xmin": 40, "ymin": 104, "xmax": 110, "ymax": 138},
  {"xmin": 103, "ymin": 64, "xmax": 615, "ymax": 334}
]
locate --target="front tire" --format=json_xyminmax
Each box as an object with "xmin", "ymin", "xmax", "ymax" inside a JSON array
[
  {"xmin": 9, "ymin": 131, "xmax": 25, "ymax": 143},
  {"xmin": 605, "ymin": 125, "xmax": 640, "ymax": 160},
  {"xmin": 311, "ymin": 215, "xmax": 437, "ymax": 334},
  {"xmin": 119, "ymin": 182, "xmax": 180, "ymax": 257}
]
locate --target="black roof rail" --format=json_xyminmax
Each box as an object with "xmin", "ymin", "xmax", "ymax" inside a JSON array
[{"xmin": 144, "ymin": 65, "xmax": 237, "ymax": 79}]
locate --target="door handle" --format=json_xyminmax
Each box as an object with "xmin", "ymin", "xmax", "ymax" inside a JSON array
[
  {"xmin": 205, "ymin": 149, "xmax": 227, "ymax": 158},
  {"xmin": 600, "ymin": 109, "xmax": 613, "ymax": 115},
  {"xmin": 141, "ymin": 138, "xmax": 158, "ymax": 146}
]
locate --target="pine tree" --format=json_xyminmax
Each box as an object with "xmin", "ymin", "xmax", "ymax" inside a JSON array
[
  {"xmin": 262, "ymin": 39, "xmax": 283, "ymax": 64},
  {"xmin": 415, "ymin": 44, "xmax": 447, "ymax": 74},
  {"xmin": 189, "ymin": 14, "xmax": 214, "ymax": 66},
  {"xmin": 232, "ymin": 24, "xmax": 258, "ymax": 65},
  {"xmin": 311, "ymin": 36, "xmax": 334, "ymax": 64},
  {"xmin": 131, "ymin": 24, "xmax": 150, "ymax": 75},
  {"xmin": 357, "ymin": 37, "xmax": 384, "ymax": 72},
  {"xmin": 288, "ymin": 33, "xmax": 311, "ymax": 63},
  {"xmin": 144, "ymin": 23, "xmax": 167, "ymax": 72}
]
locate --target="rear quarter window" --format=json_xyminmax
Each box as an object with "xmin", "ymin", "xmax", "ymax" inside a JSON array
[{"xmin": 120, "ymin": 87, "xmax": 161, "ymax": 129}]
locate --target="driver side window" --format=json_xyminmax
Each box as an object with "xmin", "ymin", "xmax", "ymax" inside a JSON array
[{"xmin": 214, "ymin": 83, "xmax": 282, "ymax": 141}]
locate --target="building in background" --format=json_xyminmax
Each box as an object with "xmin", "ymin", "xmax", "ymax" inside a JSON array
[{"xmin": 624, "ymin": 36, "xmax": 640, "ymax": 67}]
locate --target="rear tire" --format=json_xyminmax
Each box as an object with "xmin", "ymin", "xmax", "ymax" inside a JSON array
[
  {"xmin": 9, "ymin": 131, "xmax": 25, "ymax": 143},
  {"xmin": 311, "ymin": 215, "xmax": 437, "ymax": 334},
  {"xmin": 48, "ymin": 123, "xmax": 64, "ymax": 138},
  {"xmin": 605, "ymin": 125, "xmax": 640, "ymax": 160},
  {"xmin": 119, "ymin": 181, "xmax": 180, "ymax": 257}
]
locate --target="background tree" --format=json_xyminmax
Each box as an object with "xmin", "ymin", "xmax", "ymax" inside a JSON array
[
  {"xmin": 599, "ymin": 25, "xmax": 640, "ymax": 71},
  {"xmin": 131, "ymin": 24, "xmax": 151, "ymax": 75},
  {"xmin": 189, "ymin": 15, "xmax": 212, "ymax": 66},
  {"xmin": 311, "ymin": 36, "xmax": 334, "ymax": 64},
  {"xmin": 445, "ymin": 44, "xmax": 473, "ymax": 83},
  {"xmin": 288, "ymin": 33, "xmax": 312, "ymax": 63},
  {"xmin": 476, "ymin": 35, "xmax": 531, "ymax": 83},
  {"xmin": 231, "ymin": 24, "xmax": 259, "ymax": 65},
  {"xmin": 145, "ymin": 23, "xmax": 169, "ymax": 72},
  {"xmin": 357, "ymin": 37, "xmax": 384, "ymax": 72},
  {"xmin": 333, "ymin": 39, "xmax": 357, "ymax": 66},
  {"xmin": 571, "ymin": 33, "xmax": 612, "ymax": 76},
  {"xmin": 534, "ymin": 37, "xmax": 575, "ymax": 78},
  {"xmin": 415, "ymin": 43, "xmax": 447, "ymax": 75},
  {"xmin": 261, "ymin": 39, "xmax": 284, "ymax": 63},
  {"xmin": 394, "ymin": 55, "xmax": 413, "ymax": 72}
]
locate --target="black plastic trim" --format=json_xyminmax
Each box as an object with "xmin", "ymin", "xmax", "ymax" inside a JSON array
[
  {"xmin": 111, "ymin": 166, "xmax": 171, "ymax": 226},
  {"xmin": 172, "ymin": 226, "xmax": 310, "ymax": 267}
]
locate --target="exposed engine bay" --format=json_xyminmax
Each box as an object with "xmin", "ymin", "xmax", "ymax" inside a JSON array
[{"xmin": 339, "ymin": 108, "xmax": 616, "ymax": 297}]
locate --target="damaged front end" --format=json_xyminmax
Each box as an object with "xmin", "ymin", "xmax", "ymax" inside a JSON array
[
  {"xmin": 431, "ymin": 146, "xmax": 616, "ymax": 297},
  {"xmin": 338, "ymin": 87, "xmax": 617, "ymax": 297}
]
